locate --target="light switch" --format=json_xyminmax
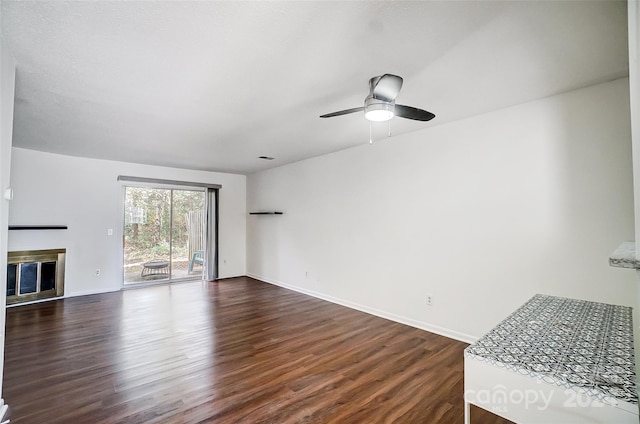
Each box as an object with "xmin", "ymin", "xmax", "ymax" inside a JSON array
[{"xmin": 107, "ymin": 229, "xmax": 113, "ymax": 236}]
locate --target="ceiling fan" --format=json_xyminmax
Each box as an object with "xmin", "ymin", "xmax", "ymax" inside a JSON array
[{"xmin": 320, "ymin": 74, "xmax": 435, "ymax": 122}]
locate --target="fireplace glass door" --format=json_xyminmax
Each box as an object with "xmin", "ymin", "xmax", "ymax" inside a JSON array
[{"xmin": 123, "ymin": 186, "xmax": 206, "ymax": 285}]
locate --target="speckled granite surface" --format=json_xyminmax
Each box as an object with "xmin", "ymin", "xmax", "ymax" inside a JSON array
[
  {"xmin": 465, "ymin": 294, "xmax": 637, "ymax": 405},
  {"xmin": 609, "ymin": 241, "xmax": 640, "ymax": 269}
]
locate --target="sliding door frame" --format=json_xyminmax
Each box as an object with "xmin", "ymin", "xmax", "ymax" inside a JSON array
[
  {"xmin": 118, "ymin": 176, "xmax": 220, "ymax": 287},
  {"xmin": 205, "ymin": 187, "xmax": 219, "ymax": 281}
]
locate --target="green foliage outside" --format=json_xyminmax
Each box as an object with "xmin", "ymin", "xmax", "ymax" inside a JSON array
[{"xmin": 124, "ymin": 187, "xmax": 205, "ymax": 265}]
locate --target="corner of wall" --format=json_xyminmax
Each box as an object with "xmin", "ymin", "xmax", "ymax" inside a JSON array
[{"xmin": 0, "ymin": 34, "xmax": 17, "ymax": 400}]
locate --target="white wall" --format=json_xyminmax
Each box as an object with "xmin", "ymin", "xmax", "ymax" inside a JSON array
[
  {"xmin": 8, "ymin": 149, "xmax": 246, "ymax": 297},
  {"xmin": 627, "ymin": 0, "xmax": 640, "ymax": 379},
  {"xmin": 630, "ymin": 0, "xmax": 640, "ymax": 250},
  {"xmin": 0, "ymin": 34, "xmax": 16, "ymax": 400},
  {"xmin": 247, "ymin": 78, "xmax": 636, "ymax": 342}
]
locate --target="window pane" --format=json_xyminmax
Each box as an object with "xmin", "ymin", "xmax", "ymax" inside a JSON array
[
  {"xmin": 19, "ymin": 263, "xmax": 38, "ymax": 294},
  {"xmin": 41, "ymin": 262, "xmax": 56, "ymax": 291},
  {"xmin": 172, "ymin": 189, "xmax": 206, "ymax": 280},
  {"xmin": 7, "ymin": 264, "xmax": 17, "ymax": 296}
]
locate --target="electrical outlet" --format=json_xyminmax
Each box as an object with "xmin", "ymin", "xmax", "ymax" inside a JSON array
[
  {"xmin": 426, "ymin": 295, "xmax": 433, "ymax": 306},
  {"xmin": 95, "ymin": 269, "xmax": 101, "ymax": 276}
]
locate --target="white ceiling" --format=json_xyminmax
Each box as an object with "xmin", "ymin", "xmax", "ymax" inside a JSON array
[{"xmin": 1, "ymin": 1, "xmax": 629, "ymax": 175}]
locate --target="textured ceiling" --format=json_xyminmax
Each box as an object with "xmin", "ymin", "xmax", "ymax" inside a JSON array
[{"xmin": 1, "ymin": 1, "xmax": 629, "ymax": 175}]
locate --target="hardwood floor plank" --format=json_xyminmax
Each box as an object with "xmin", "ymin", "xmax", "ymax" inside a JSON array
[{"xmin": 4, "ymin": 277, "xmax": 512, "ymax": 423}]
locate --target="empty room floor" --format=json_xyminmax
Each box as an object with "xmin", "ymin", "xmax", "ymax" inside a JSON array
[{"xmin": 3, "ymin": 277, "xmax": 510, "ymax": 423}]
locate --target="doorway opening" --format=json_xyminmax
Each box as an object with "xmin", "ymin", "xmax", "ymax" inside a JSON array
[{"xmin": 123, "ymin": 186, "xmax": 208, "ymax": 285}]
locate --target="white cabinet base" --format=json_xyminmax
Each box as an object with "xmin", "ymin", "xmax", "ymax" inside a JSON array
[{"xmin": 465, "ymin": 357, "xmax": 638, "ymax": 424}]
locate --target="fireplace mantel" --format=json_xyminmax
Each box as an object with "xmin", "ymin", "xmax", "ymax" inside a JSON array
[{"xmin": 9, "ymin": 225, "xmax": 68, "ymax": 230}]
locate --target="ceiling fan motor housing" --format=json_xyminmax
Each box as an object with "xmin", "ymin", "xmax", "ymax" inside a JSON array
[{"xmin": 369, "ymin": 76, "xmax": 382, "ymax": 92}]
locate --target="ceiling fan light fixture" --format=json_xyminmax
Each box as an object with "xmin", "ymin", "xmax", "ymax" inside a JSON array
[
  {"xmin": 364, "ymin": 101, "xmax": 394, "ymax": 122},
  {"xmin": 320, "ymin": 74, "xmax": 435, "ymax": 123}
]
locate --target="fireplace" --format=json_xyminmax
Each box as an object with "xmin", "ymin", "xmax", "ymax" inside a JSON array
[{"xmin": 7, "ymin": 249, "xmax": 65, "ymax": 305}]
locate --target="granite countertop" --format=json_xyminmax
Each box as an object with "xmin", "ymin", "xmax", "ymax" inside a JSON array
[
  {"xmin": 609, "ymin": 242, "xmax": 640, "ymax": 269},
  {"xmin": 465, "ymin": 294, "xmax": 637, "ymax": 405}
]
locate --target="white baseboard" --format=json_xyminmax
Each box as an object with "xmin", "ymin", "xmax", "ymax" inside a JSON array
[
  {"xmin": 247, "ymin": 273, "xmax": 477, "ymax": 344},
  {"xmin": 7, "ymin": 274, "xmax": 478, "ymax": 344},
  {"xmin": 6, "ymin": 297, "xmax": 54, "ymax": 308},
  {"xmin": 6, "ymin": 287, "xmax": 120, "ymax": 308},
  {"xmin": 65, "ymin": 287, "xmax": 120, "ymax": 298},
  {"xmin": 0, "ymin": 398, "xmax": 9, "ymax": 423}
]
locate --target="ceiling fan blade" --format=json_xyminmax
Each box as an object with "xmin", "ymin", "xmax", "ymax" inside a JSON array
[
  {"xmin": 395, "ymin": 104, "xmax": 435, "ymax": 121},
  {"xmin": 319, "ymin": 107, "xmax": 364, "ymax": 118},
  {"xmin": 372, "ymin": 74, "xmax": 403, "ymax": 102}
]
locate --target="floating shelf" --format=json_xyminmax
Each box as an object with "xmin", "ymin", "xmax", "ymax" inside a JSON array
[
  {"xmin": 9, "ymin": 225, "xmax": 68, "ymax": 231},
  {"xmin": 249, "ymin": 212, "xmax": 283, "ymax": 215}
]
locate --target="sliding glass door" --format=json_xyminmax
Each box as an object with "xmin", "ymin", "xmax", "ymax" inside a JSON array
[{"xmin": 123, "ymin": 186, "xmax": 206, "ymax": 285}]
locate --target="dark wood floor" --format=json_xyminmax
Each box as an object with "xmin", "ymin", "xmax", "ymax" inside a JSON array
[{"xmin": 3, "ymin": 277, "xmax": 511, "ymax": 423}]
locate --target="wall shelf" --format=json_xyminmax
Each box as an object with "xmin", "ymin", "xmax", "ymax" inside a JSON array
[
  {"xmin": 249, "ymin": 212, "xmax": 283, "ymax": 215},
  {"xmin": 9, "ymin": 225, "xmax": 68, "ymax": 231}
]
